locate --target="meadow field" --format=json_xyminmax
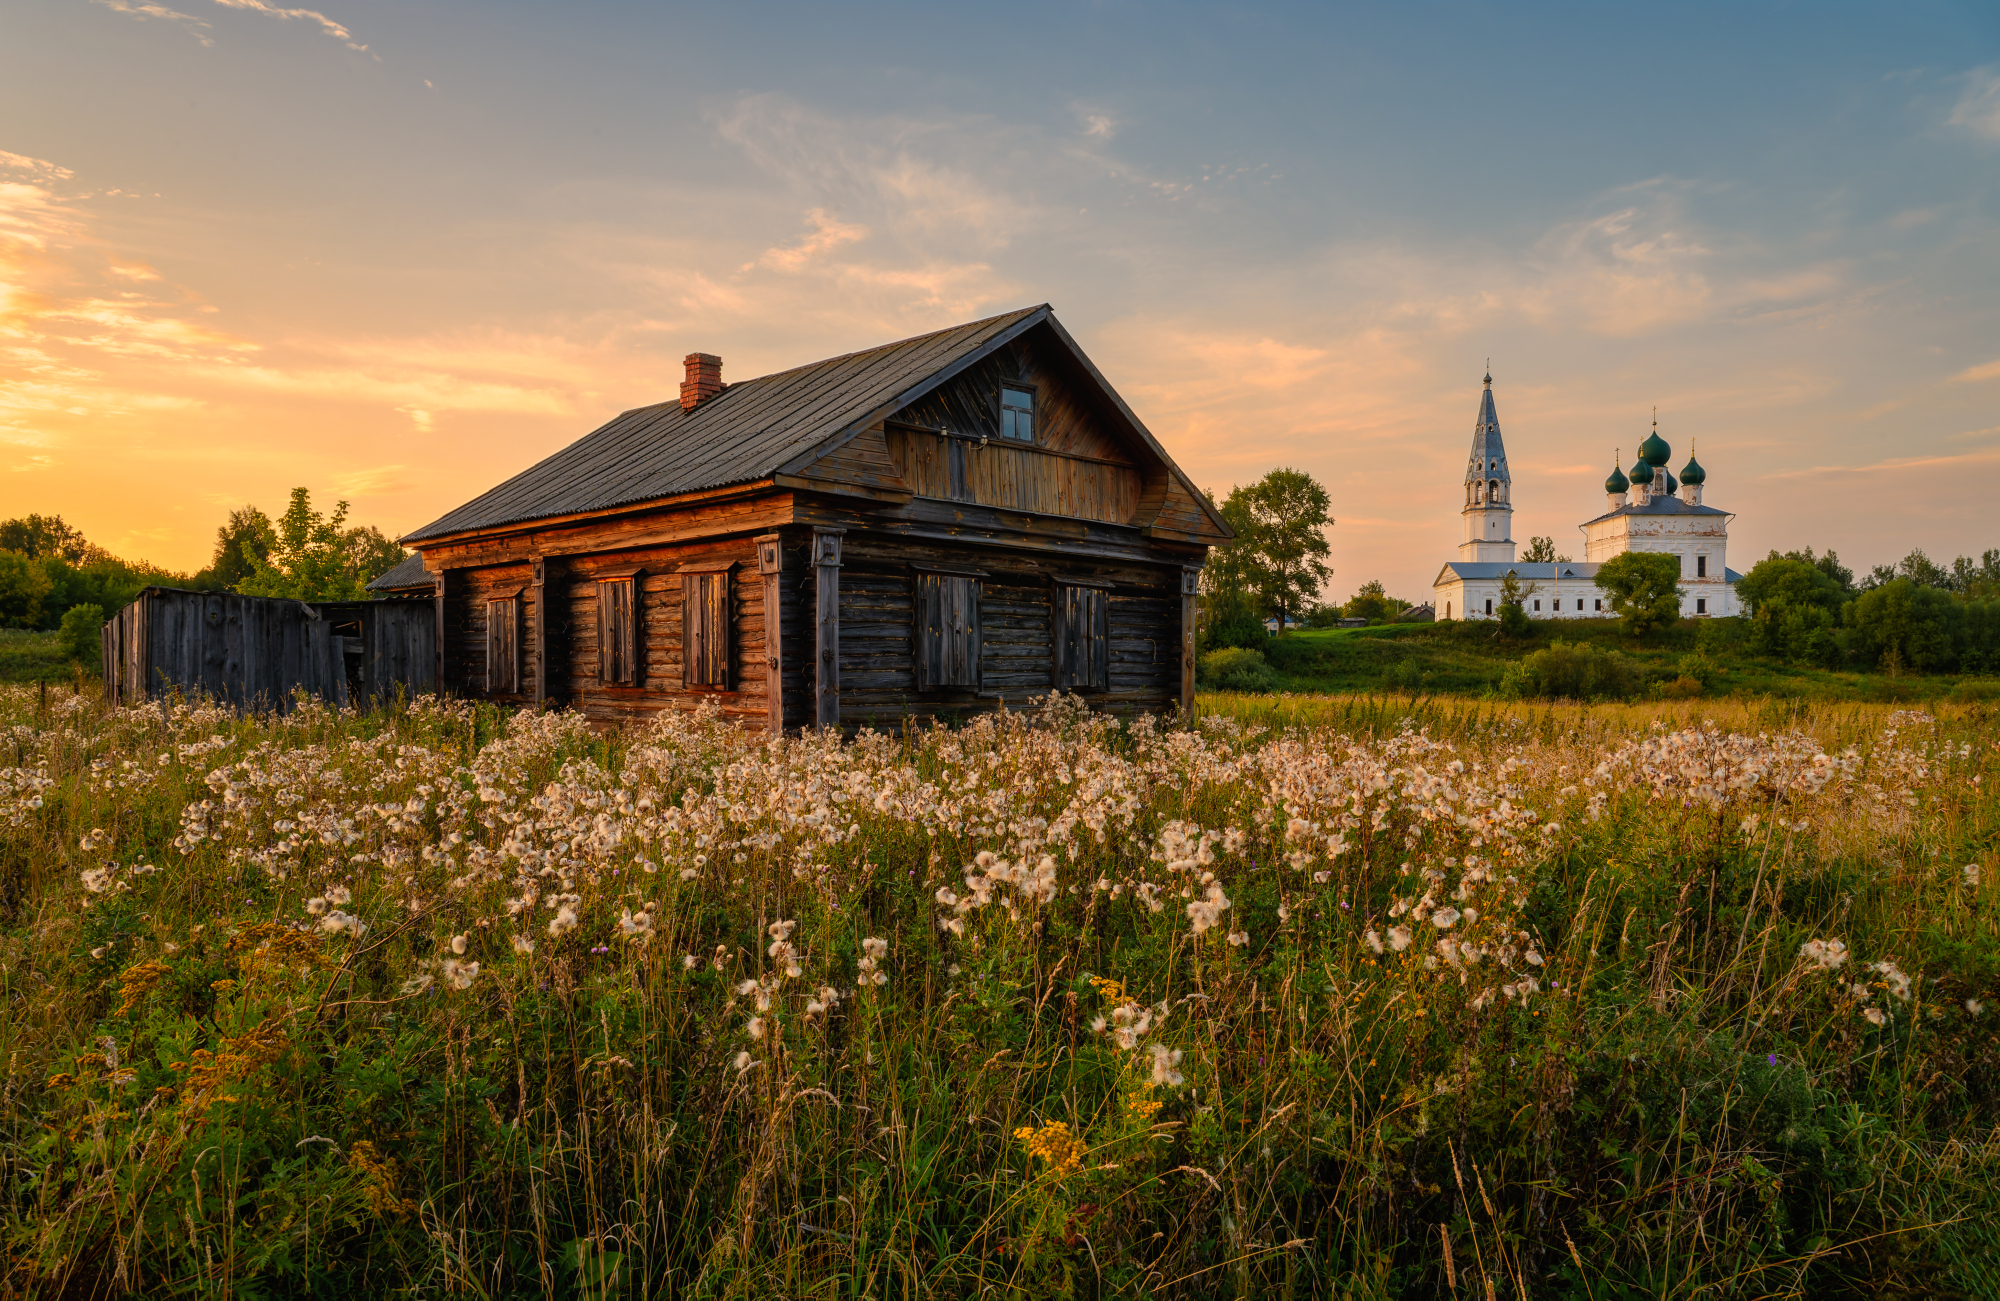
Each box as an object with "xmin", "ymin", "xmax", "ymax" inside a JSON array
[{"xmin": 2, "ymin": 685, "xmax": 1995, "ymax": 1298}]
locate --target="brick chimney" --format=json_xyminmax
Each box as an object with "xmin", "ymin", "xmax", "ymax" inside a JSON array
[{"xmin": 680, "ymin": 353, "xmax": 723, "ymax": 410}]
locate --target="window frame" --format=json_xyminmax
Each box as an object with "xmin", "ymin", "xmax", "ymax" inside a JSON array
[
  {"xmin": 1052, "ymin": 577, "xmax": 1113, "ymax": 692},
  {"xmin": 914, "ymin": 565, "xmax": 984, "ymax": 691},
  {"xmin": 1696, "ymin": 555, "xmax": 1708, "ymax": 578},
  {"xmin": 595, "ymin": 571, "xmax": 642, "ymax": 687},
  {"xmin": 486, "ymin": 589, "xmax": 523, "ymax": 696},
  {"xmin": 680, "ymin": 560, "xmax": 735, "ymax": 690},
  {"xmin": 998, "ymin": 382, "xmax": 1037, "ymax": 444}
]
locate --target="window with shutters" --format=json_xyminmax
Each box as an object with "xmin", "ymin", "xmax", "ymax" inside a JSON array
[
  {"xmin": 915, "ymin": 571, "xmax": 981, "ymax": 689},
  {"xmin": 596, "ymin": 575, "xmax": 639, "ymax": 685},
  {"xmin": 682, "ymin": 567, "xmax": 732, "ymax": 688},
  {"xmin": 486, "ymin": 595, "xmax": 520, "ymax": 695},
  {"xmin": 1053, "ymin": 581, "xmax": 1110, "ymax": 691}
]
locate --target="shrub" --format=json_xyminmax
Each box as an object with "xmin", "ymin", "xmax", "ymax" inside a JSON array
[
  {"xmin": 1500, "ymin": 639, "xmax": 1639, "ymax": 700},
  {"xmin": 1659, "ymin": 674, "xmax": 1705, "ymax": 699},
  {"xmin": 1197, "ymin": 646, "xmax": 1279, "ymax": 692},
  {"xmin": 57, "ymin": 603, "xmax": 105, "ymax": 667}
]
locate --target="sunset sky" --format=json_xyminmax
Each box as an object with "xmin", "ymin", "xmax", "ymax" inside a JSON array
[{"xmin": 3, "ymin": 1, "xmax": 1998, "ymax": 599}]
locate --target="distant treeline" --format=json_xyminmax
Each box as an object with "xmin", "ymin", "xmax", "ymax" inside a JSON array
[
  {"xmin": 1737, "ymin": 546, "xmax": 2000, "ymax": 673},
  {"xmin": 0, "ymin": 489, "xmax": 407, "ymax": 632}
]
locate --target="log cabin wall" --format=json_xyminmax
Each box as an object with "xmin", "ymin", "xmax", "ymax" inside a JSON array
[
  {"xmin": 445, "ymin": 533, "xmax": 776, "ymax": 729},
  {"xmin": 832, "ymin": 531, "xmax": 1182, "ymax": 732}
]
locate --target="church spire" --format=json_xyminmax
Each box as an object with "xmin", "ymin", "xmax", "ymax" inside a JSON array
[{"xmin": 1458, "ymin": 368, "xmax": 1516, "ymax": 562}]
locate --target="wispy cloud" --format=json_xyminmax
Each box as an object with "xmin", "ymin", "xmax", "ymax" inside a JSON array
[
  {"xmin": 94, "ymin": 0, "xmax": 369, "ymax": 53},
  {"xmin": 211, "ymin": 0, "xmax": 368, "ymax": 53},
  {"xmin": 1949, "ymin": 66, "xmax": 2000, "ymax": 139},
  {"xmin": 1952, "ymin": 357, "xmax": 2000, "ymax": 383},
  {"xmin": 91, "ymin": 0, "xmax": 214, "ymax": 46},
  {"xmin": 749, "ymin": 208, "xmax": 869, "ymax": 272}
]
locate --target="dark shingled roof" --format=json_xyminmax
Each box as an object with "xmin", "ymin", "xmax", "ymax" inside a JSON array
[
  {"xmin": 366, "ymin": 552, "xmax": 434, "ymax": 593},
  {"xmin": 404, "ymin": 306, "xmax": 1049, "ymax": 543}
]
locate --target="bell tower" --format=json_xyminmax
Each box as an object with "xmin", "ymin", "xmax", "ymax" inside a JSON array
[{"xmin": 1459, "ymin": 369, "xmax": 1516, "ymax": 562}]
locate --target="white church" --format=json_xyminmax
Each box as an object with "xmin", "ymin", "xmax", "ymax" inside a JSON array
[{"xmin": 1432, "ymin": 373, "xmax": 1740, "ymax": 622}]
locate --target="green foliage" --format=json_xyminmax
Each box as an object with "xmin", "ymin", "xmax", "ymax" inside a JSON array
[
  {"xmin": 1520, "ymin": 535, "xmax": 1569, "ymax": 564},
  {"xmin": 1342, "ymin": 578, "xmax": 1409, "ymax": 623},
  {"xmin": 1847, "ymin": 578, "xmax": 1961, "ymax": 673},
  {"xmin": 190, "ymin": 506, "xmax": 274, "ymax": 592},
  {"xmin": 1739, "ymin": 554, "xmax": 1849, "ymax": 666},
  {"xmin": 57, "ymin": 603, "xmax": 104, "ymax": 665},
  {"xmin": 1209, "ymin": 468, "xmax": 1335, "ymax": 632},
  {"xmin": 38, "ymin": 555, "xmax": 181, "ymax": 627},
  {"xmin": 1497, "ymin": 638, "xmax": 1638, "ymax": 699},
  {"xmin": 235, "ymin": 488, "xmax": 407, "ymax": 600},
  {"xmin": 1197, "ymin": 645, "xmax": 1279, "ymax": 692},
  {"xmin": 1596, "ymin": 550, "xmax": 1684, "ymax": 637},
  {"xmin": 0, "ymin": 514, "xmax": 105, "ymax": 564},
  {"xmin": 0, "ymin": 550, "xmax": 54, "ymax": 629}
]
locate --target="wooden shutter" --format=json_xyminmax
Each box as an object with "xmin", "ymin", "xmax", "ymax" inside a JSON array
[
  {"xmin": 596, "ymin": 577, "xmax": 638, "ymax": 685},
  {"xmin": 1053, "ymin": 583, "xmax": 1110, "ymax": 691},
  {"xmin": 915, "ymin": 572, "xmax": 981, "ymax": 689},
  {"xmin": 682, "ymin": 571, "xmax": 731, "ymax": 688},
  {"xmin": 486, "ymin": 596, "xmax": 519, "ymax": 695}
]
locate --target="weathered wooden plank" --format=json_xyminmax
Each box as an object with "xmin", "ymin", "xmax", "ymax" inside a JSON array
[{"xmin": 814, "ymin": 528, "xmax": 842, "ymax": 729}]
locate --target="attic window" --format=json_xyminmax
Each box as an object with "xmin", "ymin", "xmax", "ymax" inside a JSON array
[{"xmin": 999, "ymin": 385, "xmax": 1035, "ymax": 442}]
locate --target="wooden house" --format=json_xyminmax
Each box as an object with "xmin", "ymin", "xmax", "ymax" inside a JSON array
[{"xmin": 385, "ymin": 305, "xmax": 1231, "ymax": 731}]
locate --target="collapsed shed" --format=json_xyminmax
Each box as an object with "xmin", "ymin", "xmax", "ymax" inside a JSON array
[{"xmin": 101, "ymin": 587, "xmax": 435, "ymax": 710}]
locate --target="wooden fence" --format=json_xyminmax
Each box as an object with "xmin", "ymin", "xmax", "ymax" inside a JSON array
[{"xmin": 102, "ymin": 587, "xmax": 436, "ymax": 711}]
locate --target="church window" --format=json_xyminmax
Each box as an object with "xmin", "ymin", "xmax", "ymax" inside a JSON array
[
  {"xmin": 1446, "ymin": 602, "xmax": 1451, "ymax": 618},
  {"xmin": 1533, "ymin": 600, "xmax": 1541, "ymax": 611},
  {"xmin": 1594, "ymin": 599, "xmax": 1602, "ymax": 611},
  {"xmin": 1696, "ymin": 598, "xmax": 1707, "ymax": 614},
  {"xmin": 1696, "ymin": 555, "xmax": 1707, "ymax": 578},
  {"xmin": 1484, "ymin": 598, "xmax": 1493, "ymax": 615}
]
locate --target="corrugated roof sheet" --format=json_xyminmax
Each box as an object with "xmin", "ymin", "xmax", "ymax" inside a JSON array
[
  {"xmin": 404, "ymin": 306, "xmax": 1047, "ymax": 543},
  {"xmin": 366, "ymin": 552, "xmax": 434, "ymax": 592}
]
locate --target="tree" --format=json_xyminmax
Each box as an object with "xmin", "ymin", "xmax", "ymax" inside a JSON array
[
  {"xmin": 1495, "ymin": 569, "xmax": 1537, "ymax": 637},
  {"xmin": 0, "ymin": 551, "xmax": 54, "ymax": 629},
  {"xmin": 1521, "ymin": 536, "xmax": 1571, "ymax": 564},
  {"xmin": 1342, "ymin": 579, "xmax": 1410, "ymax": 624},
  {"xmin": 1736, "ymin": 555, "xmax": 1848, "ymax": 665},
  {"xmin": 1847, "ymin": 578, "xmax": 1958, "ymax": 673},
  {"xmin": 1198, "ymin": 492, "xmax": 1270, "ymax": 649},
  {"xmin": 0, "ymin": 515, "xmax": 107, "ymax": 564},
  {"xmin": 1221, "ymin": 468, "xmax": 1335, "ymax": 633},
  {"xmin": 343, "ymin": 524, "xmax": 409, "ymax": 589},
  {"xmin": 235, "ymin": 489, "xmax": 381, "ymax": 601},
  {"xmin": 1594, "ymin": 551, "xmax": 1683, "ymax": 637},
  {"xmin": 192, "ymin": 506, "xmax": 275, "ymax": 592}
]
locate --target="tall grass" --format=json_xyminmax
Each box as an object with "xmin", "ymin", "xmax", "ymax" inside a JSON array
[{"xmin": 2, "ymin": 686, "xmax": 1995, "ymax": 1297}]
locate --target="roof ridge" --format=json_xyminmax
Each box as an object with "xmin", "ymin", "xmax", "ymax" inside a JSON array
[{"xmin": 730, "ymin": 304, "xmax": 1046, "ymax": 390}]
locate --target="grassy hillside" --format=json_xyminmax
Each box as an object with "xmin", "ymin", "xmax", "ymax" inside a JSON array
[{"xmin": 1240, "ymin": 617, "xmax": 1999, "ymax": 702}]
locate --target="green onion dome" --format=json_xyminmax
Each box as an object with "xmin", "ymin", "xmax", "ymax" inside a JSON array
[
  {"xmin": 1639, "ymin": 426, "xmax": 1671, "ymax": 466},
  {"xmin": 1680, "ymin": 452, "xmax": 1705, "ymax": 485},
  {"xmin": 1604, "ymin": 462, "xmax": 1629, "ymax": 493},
  {"xmin": 1628, "ymin": 457, "xmax": 1654, "ymax": 486}
]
